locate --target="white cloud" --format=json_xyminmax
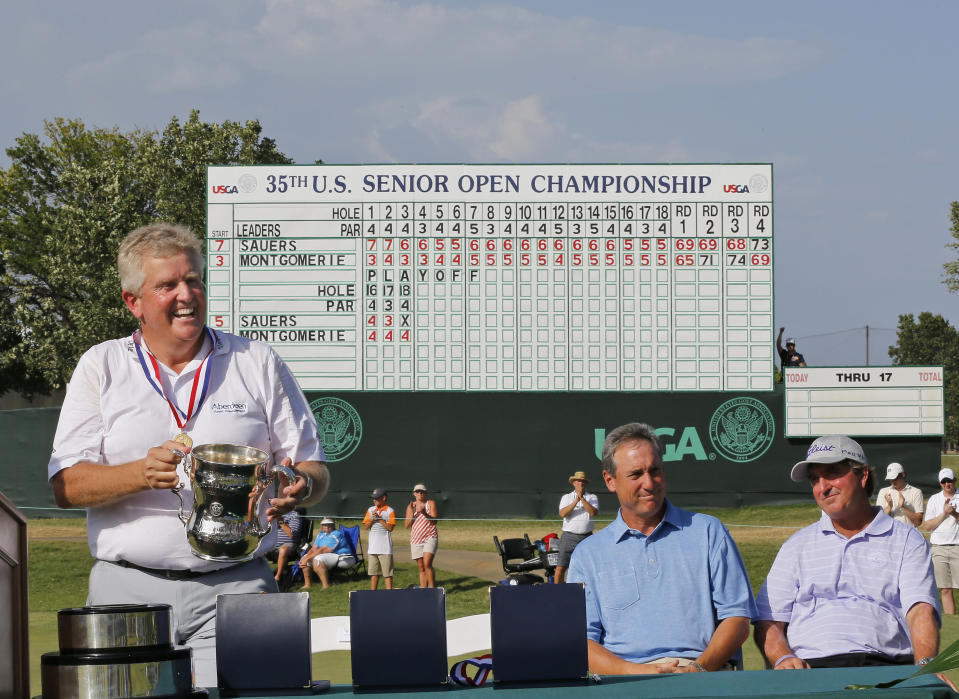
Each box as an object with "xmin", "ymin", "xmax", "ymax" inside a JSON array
[
  {"xmin": 407, "ymin": 94, "xmax": 570, "ymax": 161},
  {"xmin": 251, "ymin": 0, "xmax": 824, "ymax": 91}
]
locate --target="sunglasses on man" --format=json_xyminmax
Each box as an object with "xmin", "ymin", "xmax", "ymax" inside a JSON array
[{"xmin": 942, "ymin": 478, "xmax": 955, "ymax": 484}]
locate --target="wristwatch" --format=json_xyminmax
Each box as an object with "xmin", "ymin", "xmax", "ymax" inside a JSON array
[{"xmin": 918, "ymin": 657, "xmax": 936, "ymax": 666}]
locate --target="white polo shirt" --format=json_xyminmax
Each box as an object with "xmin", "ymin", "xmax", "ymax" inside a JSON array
[
  {"xmin": 559, "ymin": 490, "xmax": 599, "ymax": 534},
  {"xmin": 925, "ymin": 491, "xmax": 959, "ymax": 546},
  {"xmin": 48, "ymin": 330, "xmax": 323, "ymax": 572}
]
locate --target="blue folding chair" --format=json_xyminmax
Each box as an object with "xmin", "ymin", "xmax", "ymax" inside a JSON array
[{"xmin": 337, "ymin": 525, "xmax": 366, "ymax": 578}]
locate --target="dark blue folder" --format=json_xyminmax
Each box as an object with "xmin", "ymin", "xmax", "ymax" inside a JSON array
[
  {"xmin": 349, "ymin": 587, "xmax": 449, "ymax": 688},
  {"xmin": 490, "ymin": 583, "xmax": 588, "ymax": 684}
]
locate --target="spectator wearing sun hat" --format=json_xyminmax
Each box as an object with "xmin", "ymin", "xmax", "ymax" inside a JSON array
[
  {"xmin": 405, "ymin": 483, "xmax": 439, "ymax": 588},
  {"xmin": 297, "ymin": 516, "xmax": 355, "ymax": 590},
  {"xmin": 876, "ymin": 462, "xmax": 923, "ymax": 527},
  {"xmin": 923, "ymin": 468, "xmax": 959, "ymax": 614},
  {"xmin": 555, "ymin": 470, "xmax": 599, "ymax": 584}
]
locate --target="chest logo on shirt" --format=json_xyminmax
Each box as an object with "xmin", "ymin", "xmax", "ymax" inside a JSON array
[
  {"xmin": 310, "ymin": 397, "xmax": 362, "ymax": 462},
  {"xmin": 211, "ymin": 401, "xmax": 248, "ymax": 414},
  {"xmin": 708, "ymin": 397, "xmax": 775, "ymax": 463}
]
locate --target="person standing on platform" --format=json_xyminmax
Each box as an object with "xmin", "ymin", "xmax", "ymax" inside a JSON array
[
  {"xmin": 755, "ymin": 435, "xmax": 939, "ymax": 669},
  {"xmin": 923, "ymin": 468, "xmax": 959, "ymax": 615},
  {"xmin": 877, "ymin": 462, "xmax": 923, "ymax": 527},
  {"xmin": 776, "ymin": 328, "xmax": 807, "ymax": 374},
  {"xmin": 405, "ymin": 483, "xmax": 439, "ymax": 588},
  {"xmin": 567, "ymin": 422, "xmax": 755, "ymax": 674},
  {"xmin": 47, "ymin": 223, "xmax": 328, "ymax": 687},
  {"xmin": 554, "ymin": 470, "xmax": 599, "ymax": 584},
  {"xmin": 364, "ymin": 487, "xmax": 395, "ymax": 590}
]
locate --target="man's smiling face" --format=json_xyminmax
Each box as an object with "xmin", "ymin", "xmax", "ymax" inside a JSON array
[
  {"xmin": 808, "ymin": 460, "xmax": 866, "ymax": 519},
  {"xmin": 125, "ymin": 252, "xmax": 206, "ymax": 354}
]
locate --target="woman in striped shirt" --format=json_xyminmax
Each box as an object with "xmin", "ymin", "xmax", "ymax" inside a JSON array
[{"xmin": 405, "ymin": 483, "xmax": 439, "ymax": 588}]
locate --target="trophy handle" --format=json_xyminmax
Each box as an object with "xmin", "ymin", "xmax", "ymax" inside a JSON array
[
  {"xmin": 260, "ymin": 463, "xmax": 299, "ymax": 538},
  {"xmin": 171, "ymin": 449, "xmax": 189, "ymax": 525}
]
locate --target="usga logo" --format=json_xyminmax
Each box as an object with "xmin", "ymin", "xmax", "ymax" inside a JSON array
[
  {"xmin": 723, "ymin": 184, "xmax": 750, "ymax": 193},
  {"xmin": 593, "ymin": 398, "xmax": 776, "ymax": 464},
  {"xmin": 594, "ymin": 426, "xmax": 710, "ymax": 462},
  {"xmin": 211, "ymin": 184, "xmax": 239, "ymax": 194}
]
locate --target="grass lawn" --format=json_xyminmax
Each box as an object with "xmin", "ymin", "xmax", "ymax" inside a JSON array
[{"xmin": 25, "ymin": 507, "xmax": 959, "ymax": 693}]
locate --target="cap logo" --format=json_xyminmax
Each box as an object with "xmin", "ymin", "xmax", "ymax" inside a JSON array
[{"xmin": 808, "ymin": 443, "xmax": 835, "ymax": 457}]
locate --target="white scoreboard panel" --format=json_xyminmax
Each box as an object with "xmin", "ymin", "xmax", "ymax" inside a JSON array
[
  {"xmin": 206, "ymin": 164, "xmax": 774, "ymax": 392},
  {"xmin": 784, "ymin": 366, "xmax": 944, "ymax": 437}
]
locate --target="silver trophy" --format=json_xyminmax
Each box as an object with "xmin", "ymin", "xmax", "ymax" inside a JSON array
[{"xmin": 171, "ymin": 443, "xmax": 297, "ymax": 562}]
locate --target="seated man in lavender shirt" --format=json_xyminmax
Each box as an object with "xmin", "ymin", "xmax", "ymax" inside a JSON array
[{"xmin": 754, "ymin": 435, "xmax": 940, "ymax": 669}]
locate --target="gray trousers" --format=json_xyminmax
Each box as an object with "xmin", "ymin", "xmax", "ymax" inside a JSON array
[{"xmin": 88, "ymin": 558, "xmax": 276, "ymax": 688}]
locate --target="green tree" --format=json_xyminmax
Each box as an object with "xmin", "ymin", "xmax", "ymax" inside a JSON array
[
  {"xmin": 942, "ymin": 201, "xmax": 959, "ymax": 292},
  {"xmin": 888, "ymin": 312, "xmax": 959, "ymax": 446},
  {"xmin": 0, "ymin": 111, "xmax": 291, "ymax": 395}
]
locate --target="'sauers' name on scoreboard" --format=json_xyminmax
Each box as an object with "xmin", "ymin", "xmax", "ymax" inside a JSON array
[
  {"xmin": 239, "ymin": 239, "xmax": 295, "ymax": 250},
  {"xmin": 240, "ymin": 315, "xmax": 296, "ymax": 327}
]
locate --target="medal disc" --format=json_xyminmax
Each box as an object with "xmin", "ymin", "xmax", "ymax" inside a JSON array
[{"xmin": 173, "ymin": 433, "xmax": 193, "ymax": 449}]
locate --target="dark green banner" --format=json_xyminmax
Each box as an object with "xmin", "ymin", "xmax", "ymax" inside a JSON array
[
  {"xmin": 6, "ymin": 386, "xmax": 941, "ymax": 519},
  {"xmin": 305, "ymin": 385, "xmax": 941, "ymax": 518}
]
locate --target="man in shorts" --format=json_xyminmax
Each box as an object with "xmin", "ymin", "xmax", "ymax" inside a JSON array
[
  {"xmin": 363, "ymin": 487, "xmax": 395, "ymax": 590},
  {"xmin": 555, "ymin": 470, "xmax": 599, "ymax": 583},
  {"xmin": 923, "ymin": 468, "xmax": 959, "ymax": 614}
]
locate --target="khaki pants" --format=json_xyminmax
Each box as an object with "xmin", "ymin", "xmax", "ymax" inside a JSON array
[{"xmin": 88, "ymin": 558, "xmax": 275, "ymax": 687}]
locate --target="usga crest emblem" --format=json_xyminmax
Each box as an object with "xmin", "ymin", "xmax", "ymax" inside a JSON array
[
  {"xmin": 310, "ymin": 397, "xmax": 362, "ymax": 462},
  {"xmin": 708, "ymin": 397, "xmax": 775, "ymax": 463}
]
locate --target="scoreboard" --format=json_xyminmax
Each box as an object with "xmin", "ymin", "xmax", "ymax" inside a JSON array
[
  {"xmin": 784, "ymin": 366, "xmax": 944, "ymax": 437},
  {"xmin": 206, "ymin": 164, "xmax": 774, "ymax": 392}
]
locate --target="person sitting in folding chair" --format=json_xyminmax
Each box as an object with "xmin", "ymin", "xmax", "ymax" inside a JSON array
[{"xmin": 298, "ymin": 517, "xmax": 356, "ymax": 590}]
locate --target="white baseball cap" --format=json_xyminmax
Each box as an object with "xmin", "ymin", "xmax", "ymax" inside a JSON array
[
  {"xmin": 790, "ymin": 435, "xmax": 867, "ymax": 482},
  {"xmin": 785, "ymin": 337, "xmax": 796, "ymax": 345},
  {"xmin": 884, "ymin": 463, "xmax": 905, "ymax": 480},
  {"xmin": 320, "ymin": 517, "xmax": 335, "ymax": 525},
  {"xmin": 939, "ymin": 468, "xmax": 956, "ymax": 482}
]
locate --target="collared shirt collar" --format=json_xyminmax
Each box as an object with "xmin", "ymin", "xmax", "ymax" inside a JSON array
[
  {"xmin": 128, "ymin": 327, "xmax": 226, "ymax": 365},
  {"xmin": 818, "ymin": 505, "xmax": 893, "ymax": 539},
  {"xmin": 611, "ymin": 500, "xmax": 679, "ymax": 542}
]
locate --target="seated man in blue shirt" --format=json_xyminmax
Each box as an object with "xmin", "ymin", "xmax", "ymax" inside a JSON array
[
  {"xmin": 298, "ymin": 517, "xmax": 356, "ymax": 590},
  {"xmin": 567, "ymin": 422, "xmax": 756, "ymax": 674}
]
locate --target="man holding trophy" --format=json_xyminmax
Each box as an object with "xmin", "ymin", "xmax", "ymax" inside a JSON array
[{"xmin": 48, "ymin": 222, "xmax": 328, "ymax": 686}]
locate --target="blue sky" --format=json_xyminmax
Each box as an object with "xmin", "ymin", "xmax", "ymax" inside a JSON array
[{"xmin": 3, "ymin": 0, "xmax": 957, "ymax": 367}]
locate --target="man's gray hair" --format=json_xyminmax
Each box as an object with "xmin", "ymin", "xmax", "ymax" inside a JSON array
[
  {"xmin": 602, "ymin": 422, "xmax": 663, "ymax": 476},
  {"xmin": 118, "ymin": 222, "xmax": 204, "ymax": 294}
]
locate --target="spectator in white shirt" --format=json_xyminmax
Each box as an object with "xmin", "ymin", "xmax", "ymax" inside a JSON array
[
  {"xmin": 555, "ymin": 470, "xmax": 599, "ymax": 584},
  {"xmin": 877, "ymin": 462, "xmax": 923, "ymax": 527},
  {"xmin": 923, "ymin": 468, "xmax": 959, "ymax": 614}
]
